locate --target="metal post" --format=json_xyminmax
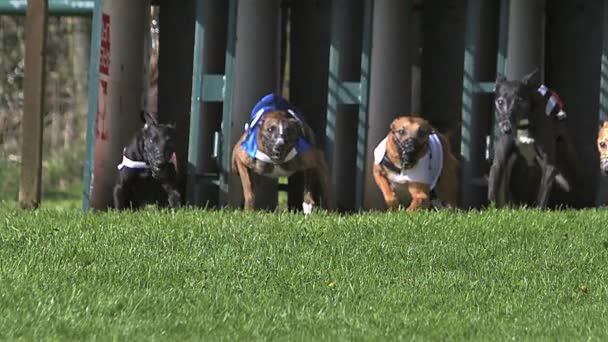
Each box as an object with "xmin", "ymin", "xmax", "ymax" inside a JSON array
[
  {"xmin": 227, "ymin": 0, "xmax": 281, "ymax": 209},
  {"xmin": 85, "ymin": 0, "xmax": 150, "ymax": 209},
  {"xmin": 19, "ymin": 0, "xmax": 48, "ymax": 209},
  {"xmin": 187, "ymin": 0, "xmax": 228, "ymax": 207},
  {"xmin": 460, "ymin": 0, "xmax": 500, "ymax": 209},
  {"xmin": 546, "ymin": 0, "xmax": 602, "ymax": 208},
  {"xmin": 362, "ymin": 0, "xmax": 413, "ymax": 209},
  {"xmin": 421, "ymin": 0, "xmax": 466, "ymax": 152},
  {"xmin": 288, "ymin": 0, "xmax": 331, "ymax": 209},
  {"xmin": 218, "ymin": 0, "xmax": 237, "ymax": 207},
  {"xmin": 159, "ymin": 0, "xmax": 195, "ymax": 201},
  {"xmin": 82, "ymin": 0, "xmax": 103, "ymax": 211},
  {"xmin": 505, "ymin": 0, "xmax": 545, "ymax": 80},
  {"xmin": 325, "ymin": 0, "xmax": 365, "ymax": 211}
]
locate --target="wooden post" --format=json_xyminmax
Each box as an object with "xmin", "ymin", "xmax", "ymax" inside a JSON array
[{"xmin": 19, "ymin": 0, "xmax": 48, "ymax": 209}]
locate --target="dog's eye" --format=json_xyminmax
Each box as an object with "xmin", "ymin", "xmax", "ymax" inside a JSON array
[
  {"xmin": 496, "ymin": 98, "xmax": 505, "ymax": 107},
  {"xmin": 600, "ymin": 141, "xmax": 607, "ymax": 149},
  {"xmin": 267, "ymin": 126, "xmax": 275, "ymax": 133},
  {"xmin": 397, "ymin": 128, "xmax": 405, "ymax": 135}
]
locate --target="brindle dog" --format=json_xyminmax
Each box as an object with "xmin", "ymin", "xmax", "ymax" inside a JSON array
[
  {"xmin": 232, "ymin": 95, "xmax": 334, "ymax": 213},
  {"xmin": 488, "ymin": 69, "xmax": 576, "ymax": 207},
  {"xmin": 113, "ymin": 111, "xmax": 181, "ymax": 210}
]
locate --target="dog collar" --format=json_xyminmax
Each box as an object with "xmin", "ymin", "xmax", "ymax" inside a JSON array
[
  {"xmin": 117, "ymin": 155, "xmax": 149, "ymax": 170},
  {"xmin": 117, "ymin": 149, "xmax": 178, "ymax": 171},
  {"xmin": 255, "ymin": 148, "xmax": 299, "ymax": 164}
]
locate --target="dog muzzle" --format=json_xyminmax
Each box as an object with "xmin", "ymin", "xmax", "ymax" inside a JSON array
[{"xmin": 397, "ymin": 138, "xmax": 418, "ymax": 169}]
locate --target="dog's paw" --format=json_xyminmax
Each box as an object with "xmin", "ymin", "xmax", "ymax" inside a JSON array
[
  {"xmin": 386, "ymin": 197, "xmax": 399, "ymax": 210},
  {"xmin": 302, "ymin": 201, "xmax": 313, "ymax": 215}
]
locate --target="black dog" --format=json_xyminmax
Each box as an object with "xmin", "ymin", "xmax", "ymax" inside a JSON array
[
  {"xmin": 488, "ymin": 69, "xmax": 575, "ymax": 208},
  {"xmin": 113, "ymin": 111, "xmax": 181, "ymax": 210}
]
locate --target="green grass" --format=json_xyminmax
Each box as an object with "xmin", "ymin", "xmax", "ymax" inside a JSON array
[{"xmin": 1, "ymin": 207, "xmax": 607, "ymax": 340}]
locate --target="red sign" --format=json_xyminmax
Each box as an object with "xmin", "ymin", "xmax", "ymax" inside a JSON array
[
  {"xmin": 96, "ymin": 79, "xmax": 108, "ymax": 140},
  {"xmin": 99, "ymin": 13, "xmax": 110, "ymax": 75}
]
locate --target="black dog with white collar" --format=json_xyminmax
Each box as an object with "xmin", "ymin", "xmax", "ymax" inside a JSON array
[
  {"xmin": 488, "ymin": 69, "xmax": 572, "ymax": 207},
  {"xmin": 113, "ymin": 111, "xmax": 181, "ymax": 210}
]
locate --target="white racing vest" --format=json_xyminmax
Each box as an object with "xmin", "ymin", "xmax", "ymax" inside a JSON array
[{"xmin": 373, "ymin": 134, "xmax": 444, "ymax": 190}]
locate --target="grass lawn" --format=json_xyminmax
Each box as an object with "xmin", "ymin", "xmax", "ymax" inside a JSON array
[{"xmin": 0, "ymin": 206, "xmax": 607, "ymax": 340}]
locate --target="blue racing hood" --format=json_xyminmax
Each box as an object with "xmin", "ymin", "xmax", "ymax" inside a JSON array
[{"xmin": 242, "ymin": 93, "xmax": 312, "ymax": 163}]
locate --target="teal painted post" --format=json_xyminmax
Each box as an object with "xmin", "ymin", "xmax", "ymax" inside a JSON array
[
  {"xmin": 356, "ymin": 0, "xmax": 373, "ymax": 210},
  {"xmin": 218, "ymin": 0, "xmax": 237, "ymax": 206},
  {"xmin": 81, "ymin": 0, "xmax": 103, "ymax": 211},
  {"xmin": 187, "ymin": 0, "xmax": 208, "ymax": 205}
]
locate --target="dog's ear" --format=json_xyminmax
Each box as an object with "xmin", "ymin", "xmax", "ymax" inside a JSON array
[
  {"xmin": 417, "ymin": 122, "xmax": 432, "ymax": 139},
  {"xmin": 600, "ymin": 120, "xmax": 608, "ymax": 131},
  {"xmin": 141, "ymin": 110, "xmax": 158, "ymax": 128},
  {"xmin": 522, "ymin": 68, "xmax": 541, "ymax": 87}
]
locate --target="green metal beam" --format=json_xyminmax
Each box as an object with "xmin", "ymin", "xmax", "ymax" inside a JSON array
[
  {"xmin": 0, "ymin": 0, "xmax": 93, "ymax": 15},
  {"xmin": 81, "ymin": 0, "xmax": 102, "ymax": 211},
  {"xmin": 218, "ymin": 0, "xmax": 237, "ymax": 205}
]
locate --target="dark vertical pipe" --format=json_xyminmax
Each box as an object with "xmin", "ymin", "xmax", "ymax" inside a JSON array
[
  {"xmin": 506, "ymin": 0, "xmax": 545, "ymax": 80},
  {"xmin": 227, "ymin": 0, "xmax": 282, "ymax": 209},
  {"xmin": 362, "ymin": 0, "xmax": 413, "ymax": 209},
  {"xmin": 546, "ymin": 0, "xmax": 602, "ymax": 208},
  {"xmin": 288, "ymin": 0, "xmax": 331, "ymax": 210},
  {"xmin": 158, "ymin": 0, "xmax": 196, "ymax": 200},
  {"xmin": 460, "ymin": 0, "xmax": 499, "ymax": 209},
  {"xmin": 421, "ymin": 0, "xmax": 466, "ymax": 152},
  {"xmin": 187, "ymin": 0, "xmax": 227, "ymax": 207},
  {"xmin": 325, "ymin": 0, "xmax": 364, "ymax": 211}
]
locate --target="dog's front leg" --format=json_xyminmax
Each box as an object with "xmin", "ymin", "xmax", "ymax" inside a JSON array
[
  {"xmin": 113, "ymin": 171, "xmax": 133, "ymax": 210},
  {"xmin": 113, "ymin": 184, "xmax": 128, "ymax": 210},
  {"xmin": 488, "ymin": 135, "xmax": 515, "ymax": 205},
  {"xmin": 373, "ymin": 165, "xmax": 399, "ymax": 209},
  {"xmin": 535, "ymin": 154, "xmax": 557, "ymax": 208},
  {"xmin": 407, "ymin": 183, "xmax": 431, "ymax": 212},
  {"xmin": 236, "ymin": 159, "xmax": 256, "ymax": 210},
  {"xmin": 161, "ymin": 182, "xmax": 181, "ymax": 208},
  {"xmin": 302, "ymin": 169, "xmax": 316, "ymax": 215}
]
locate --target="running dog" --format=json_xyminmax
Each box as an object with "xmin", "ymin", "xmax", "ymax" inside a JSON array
[
  {"xmin": 113, "ymin": 111, "xmax": 181, "ymax": 210},
  {"xmin": 372, "ymin": 116, "xmax": 459, "ymax": 211},
  {"xmin": 231, "ymin": 93, "xmax": 334, "ymax": 213},
  {"xmin": 488, "ymin": 69, "xmax": 575, "ymax": 207}
]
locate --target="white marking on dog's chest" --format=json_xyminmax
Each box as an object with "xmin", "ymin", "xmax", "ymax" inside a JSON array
[
  {"xmin": 516, "ymin": 129, "xmax": 536, "ymax": 166},
  {"xmin": 264, "ymin": 165, "xmax": 295, "ymax": 178}
]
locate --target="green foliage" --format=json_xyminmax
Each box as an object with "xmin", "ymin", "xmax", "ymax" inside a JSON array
[
  {"xmin": 0, "ymin": 144, "xmax": 84, "ymax": 202},
  {"xmin": 0, "ymin": 208, "xmax": 607, "ymax": 340}
]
